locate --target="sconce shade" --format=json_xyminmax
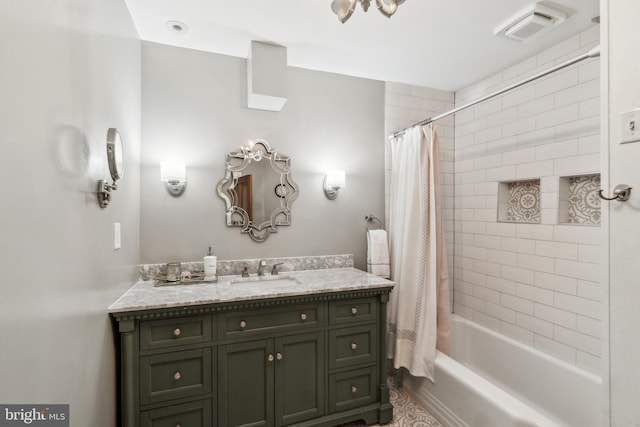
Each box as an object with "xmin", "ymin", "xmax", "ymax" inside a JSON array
[
  {"xmin": 331, "ymin": 0, "xmax": 403, "ymax": 23},
  {"xmin": 331, "ymin": 0, "xmax": 356, "ymax": 22},
  {"xmin": 160, "ymin": 161, "xmax": 187, "ymax": 196},
  {"xmin": 326, "ymin": 170, "xmax": 346, "ymax": 189},
  {"xmin": 160, "ymin": 161, "xmax": 186, "ymax": 184},
  {"xmin": 324, "ymin": 170, "xmax": 346, "ymax": 200}
]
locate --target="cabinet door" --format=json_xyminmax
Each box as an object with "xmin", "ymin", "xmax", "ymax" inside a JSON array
[
  {"xmin": 274, "ymin": 332, "xmax": 325, "ymax": 427},
  {"xmin": 218, "ymin": 340, "xmax": 274, "ymax": 427}
]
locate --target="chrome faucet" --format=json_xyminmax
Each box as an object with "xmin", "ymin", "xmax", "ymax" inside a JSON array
[
  {"xmin": 271, "ymin": 263, "xmax": 283, "ymax": 275},
  {"xmin": 257, "ymin": 259, "xmax": 267, "ymax": 276}
]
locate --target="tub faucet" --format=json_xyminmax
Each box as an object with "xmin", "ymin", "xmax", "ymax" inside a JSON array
[{"xmin": 257, "ymin": 259, "xmax": 267, "ymax": 276}]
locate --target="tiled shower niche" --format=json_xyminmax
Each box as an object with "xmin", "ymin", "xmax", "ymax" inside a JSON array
[
  {"xmin": 498, "ymin": 179, "xmax": 541, "ymax": 224},
  {"xmin": 559, "ymin": 174, "xmax": 601, "ymax": 225}
]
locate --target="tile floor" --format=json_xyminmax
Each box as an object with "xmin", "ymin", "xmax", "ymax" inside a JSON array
[{"xmin": 345, "ymin": 375, "xmax": 443, "ymax": 427}]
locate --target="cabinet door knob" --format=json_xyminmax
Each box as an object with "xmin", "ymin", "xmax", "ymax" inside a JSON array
[
  {"xmin": 276, "ymin": 352, "xmax": 283, "ymax": 360},
  {"xmin": 351, "ymin": 307, "xmax": 358, "ymax": 315},
  {"xmin": 267, "ymin": 353, "xmax": 274, "ymax": 362},
  {"xmin": 240, "ymin": 320, "xmax": 247, "ymax": 329},
  {"xmin": 173, "ymin": 327, "xmax": 181, "ymax": 337},
  {"xmin": 173, "ymin": 371, "xmax": 181, "ymax": 381},
  {"xmin": 175, "ymin": 424, "xmax": 182, "ymax": 427},
  {"xmin": 300, "ymin": 313, "xmax": 307, "ymax": 321},
  {"xmin": 351, "ymin": 385, "xmax": 357, "ymax": 394},
  {"xmin": 351, "ymin": 342, "xmax": 357, "ymax": 350}
]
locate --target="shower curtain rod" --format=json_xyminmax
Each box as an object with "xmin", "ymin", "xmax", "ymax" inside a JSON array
[{"xmin": 388, "ymin": 45, "xmax": 601, "ymax": 139}]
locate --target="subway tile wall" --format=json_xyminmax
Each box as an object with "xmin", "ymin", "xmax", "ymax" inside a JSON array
[
  {"xmin": 384, "ymin": 25, "xmax": 601, "ymax": 376},
  {"xmin": 453, "ymin": 26, "xmax": 602, "ymax": 375},
  {"xmin": 384, "ymin": 83, "xmax": 455, "ymax": 307}
]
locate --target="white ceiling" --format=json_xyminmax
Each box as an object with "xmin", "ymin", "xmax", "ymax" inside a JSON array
[{"xmin": 124, "ymin": 0, "xmax": 599, "ymax": 92}]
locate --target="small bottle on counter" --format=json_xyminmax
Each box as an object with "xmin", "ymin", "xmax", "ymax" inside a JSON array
[{"xmin": 204, "ymin": 246, "xmax": 217, "ymax": 281}]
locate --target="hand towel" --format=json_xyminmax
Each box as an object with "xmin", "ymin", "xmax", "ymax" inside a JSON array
[{"xmin": 367, "ymin": 229, "xmax": 390, "ymax": 278}]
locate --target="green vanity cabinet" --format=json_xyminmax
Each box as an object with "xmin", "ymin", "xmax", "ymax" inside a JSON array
[{"xmin": 112, "ymin": 288, "xmax": 393, "ymax": 427}]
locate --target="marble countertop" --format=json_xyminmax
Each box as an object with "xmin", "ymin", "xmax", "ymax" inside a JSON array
[{"xmin": 108, "ymin": 267, "xmax": 394, "ymax": 314}]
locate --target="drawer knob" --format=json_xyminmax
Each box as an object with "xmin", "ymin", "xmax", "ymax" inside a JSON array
[
  {"xmin": 300, "ymin": 313, "xmax": 307, "ymax": 321},
  {"xmin": 351, "ymin": 307, "xmax": 358, "ymax": 315},
  {"xmin": 276, "ymin": 352, "xmax": 283, "ymax": 361},
  {"xmin": 173, "ymin": 327, "xmax": 181, "ymax": 337},
  {"xmin": 351, "ymin": 342, "xmax": 357, "ymax": 350},
  {"xmin": 173, "ymin": 371, "xmax": 181, "ymax": 381},
  {"xmin": 268, "ymin": 353, "xmax": 274, "ymax": 362},
  {"xmin": 351, "ymin": 385, "xmax": 357, "ymax": 394},
  {"xmin": 240, "ymin": 320, "xmax": 247, "ymax": 329},
  {"xmin": 175, "ymin": 424, "xmax": 182, "ymax": 427}
]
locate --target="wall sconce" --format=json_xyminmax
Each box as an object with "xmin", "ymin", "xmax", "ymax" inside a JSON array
[
  {"xmin": 160, "ymin": 161, "xmax": 187, "ymax": 196},
  {"xmin": 323, "ymin": 170, "xmax": 346, "ymax": 200}
]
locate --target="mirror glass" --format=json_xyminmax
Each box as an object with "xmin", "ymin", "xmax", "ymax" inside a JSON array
[
  {"xmin": 217, "ymin": 139, "xmax": 299, "ymax": 242},
  {"xmin": 107, "ymin": 128, "xmax": 124, "ymax": 181}
]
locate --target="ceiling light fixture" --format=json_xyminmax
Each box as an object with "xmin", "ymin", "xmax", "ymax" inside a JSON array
[{"xmin": 331, "ymin": 0, "xmax": 404, "ymax": 23}]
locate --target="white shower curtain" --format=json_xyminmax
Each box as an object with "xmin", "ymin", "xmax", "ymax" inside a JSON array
[{"xmin": 387, "ymin": 124, "xmax": 450, "ymax": 381}]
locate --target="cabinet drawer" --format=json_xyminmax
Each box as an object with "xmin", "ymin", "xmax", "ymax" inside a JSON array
[
  {"xmin": 329, "ymin": 324, "xmax": 377, "ymax": 369},
  {"xmin": 222, "ymin": 303, "xmax": 324, "ymax": 338},
  {"xmin": 140, "ymin": 399, "xmax": 213, "ymax": 427},
  {"xmin": 141, "ymin": 315, "xmax": 212, "ymax": 351},
  {"xmin": 329, "ymin": 366, "xmax": 377, "ymax": 413},
  {"xmin": 140, "ymin": 348, "xmax": 212, "ymax": 405},
  {"xmin": 329, "ymin": 298, "xmax": 377, "ymax": 325}
]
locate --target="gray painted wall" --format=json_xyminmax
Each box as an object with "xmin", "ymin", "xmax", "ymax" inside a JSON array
[
  {"xmin": 140, "ymin": 42, "xmax": 386, "ymax": 270},
  {"xmin": 0, "ymin": 0, "xmax": 141, "ymax": 425}
]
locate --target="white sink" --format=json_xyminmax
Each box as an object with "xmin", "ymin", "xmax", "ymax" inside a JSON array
[{"xmin": 231, "ymin": 276, "xmax": 300, "ymax": 287}]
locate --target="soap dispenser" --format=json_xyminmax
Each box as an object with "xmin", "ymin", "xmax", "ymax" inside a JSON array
[{"xmin": 204, "ymin": 246, "xmax": 217, "ymax": 280}]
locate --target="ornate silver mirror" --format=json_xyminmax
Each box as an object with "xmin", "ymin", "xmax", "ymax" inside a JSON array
[{"xmin": 217, "ymin": 139, "xmax": 299, "ymax": 242}]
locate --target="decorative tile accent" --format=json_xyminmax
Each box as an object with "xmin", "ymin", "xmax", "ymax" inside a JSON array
[
  {"xmin": 567, "ymin": 175, "xmax": 601, "ymax": 225},
  {"xmin": 498, "ymin": 180, "xmax": 541, "ymax": 223}
]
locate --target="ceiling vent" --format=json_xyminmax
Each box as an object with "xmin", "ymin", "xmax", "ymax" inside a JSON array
[{"xmin": 494, "ymin": 2, "xmax": 569, "ymax": 42}]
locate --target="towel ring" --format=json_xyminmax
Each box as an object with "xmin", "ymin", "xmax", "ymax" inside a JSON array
[{"xmin": 365, "ymin": 215, "xmax": 383, "ymax": 230}]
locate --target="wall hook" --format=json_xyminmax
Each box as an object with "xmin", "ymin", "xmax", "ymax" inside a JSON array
[{"xmin": 598, "ymin": 184, "xmax": 632, "ymax": 202}]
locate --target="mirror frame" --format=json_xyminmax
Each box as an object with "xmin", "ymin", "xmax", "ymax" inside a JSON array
[
  {"xmin": 106, "ymin": 128, "xmax": 124, "ymax": 181},
  {"xmin": 217, "ymin": 139, "xmax": 299, "ymax": 242},
  {"xmin": 97, "ymin": 128, "xmax": 124, "ymax": 209}
]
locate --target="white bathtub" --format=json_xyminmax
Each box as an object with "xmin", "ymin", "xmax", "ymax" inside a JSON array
[{"xmin": 402, "ymin": 315, "xmax": 601, "ymax": 427}]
